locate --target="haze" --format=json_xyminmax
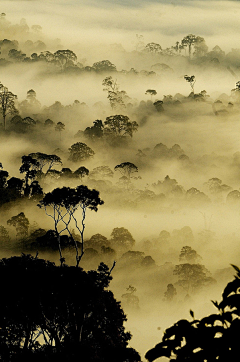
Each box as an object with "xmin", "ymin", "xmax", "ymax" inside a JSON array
[{"xmin": 1, "ymin": 0, "xmax": 240, "ymax": 360}]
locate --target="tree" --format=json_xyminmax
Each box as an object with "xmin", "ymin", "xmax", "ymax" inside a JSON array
[
  {"xmin": 8, "ymin": 49, "xmax": 26, "ymax": 62},
  {"xmin": 153, "ymin": 100, "xmax": 164, "ymax": 112},
  {"xmin": 179, "ymin": 246, "xmax": 202, "ymax": 263},
  {"xmin": 184, "ymin": 75, "xmax": 196, "ymax": 93},
  {"xmin": 86, "ymin": 233, "xmax": 110, "ymax": 251},
  {"xmin": 122, "ymin": 285, "xmax": 139, "ymax": 309},
  {"xmin": 163, "ymin": 284, "xmax": 177, "ymax": 302},
  {"xmin": 173, "ymin": 263, "xmax": 215, "ymax": 294},
  {"xmin": 28, "ymin": 152, "xmax": 62, "ymax": 174},
  {"xmin": 0, "ymin": 169, "xmax": 8, "ymax": 188},
  {"xmin": 0, "ymin": 82, "xmax": 18, "ymax": 130},
  {"xmin": 53, "ymin": 49, "xmax": 77, "ymax": 70},
  {"xmin": 73, "ymin": 166, "xmax": 89, "ymax": 181},
  {"xmin": 19, "ymin": 155, "xmax": 40, "ymax": 197},
  {"xmin": 193, "ymin": 38, "xmax": 208, "ymax": 57},
  {"xmin": 68, "ymin": 142, "xmax": 95, "ymax": 162},
  {"xmin": 145, "ymin": 264, "xmax": 240, "ymax": 362},
  {"xmin": 110, "ymin": 227, "xmax": 135, "ymax": 250},
  {"xmin": 114, "ymin": 162, "xmax": 138, "ymax": 181},
  {"xmin": 0, "ymin": 254, "xmax": 141, "ymax": 362},
  {"xmin": 92, "ymin": 60, "xmax": 117, "ymax": 72},
  {"xmin": 102, "ymin": 76, "xmax": 128, "ymax": 109},
  {"xmin": 44, "ymin": 118, "xmax": 54, "ymax": 127},
  {"xmin": 0, "ymin": 225, "xmax": 10, "ymax": 246},
  {"xmin": 90, "ymin": 166, "xmax": 114, "ymax": 180},
  {"xmin": 104, "ymin": 115, "xmax": 138, "ymax": 138},
  {"xmin": 7, "ymin": 212, "xmax": 29, "ymax": 239},
  {"xmin": 145, "ymin": 43, "xmax": 162, "ymax": 54},
  {"xmin": 55, "ymin": 121, "xmax": 65, "ymax": 140},
  {"xmin": 145, "ymin": 89, "xmax": 157, "ymax": 100},
  {"xmin": 7, "ymin": 177, "xmax": 24, "ymax": 200},
  {"xmin": 38, "ymin": 185, "xmax": 104, "ymax": 266},
  {"xmin": 181, "ymin": 34, "xmax": 205, "ymax": 58},
  {"xmin": 84, "ymin": 120, "xmax": 104, "ymax": 140}
]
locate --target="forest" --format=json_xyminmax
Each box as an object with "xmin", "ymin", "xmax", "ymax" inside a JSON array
[{"xmin": 1, "ymin": 1, "xmax": 240, "ymax": 360}]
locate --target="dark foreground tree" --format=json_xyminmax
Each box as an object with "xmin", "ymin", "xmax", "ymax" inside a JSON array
[
  {"xmin": 0, "ymin": 254, "xmax": 141, "ymax": 362},
  {"xmin": 145, "ymin": 264, "xmax": 240, "ymax": 362}
]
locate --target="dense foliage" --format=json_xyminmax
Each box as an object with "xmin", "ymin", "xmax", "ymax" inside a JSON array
[
  {"xmin": 0, "ymin": 254, "xmax": 141, "ymax": 362},
  {"xmin": 145, "ymin": 264, "xmax": 240, "ymax": 362}
]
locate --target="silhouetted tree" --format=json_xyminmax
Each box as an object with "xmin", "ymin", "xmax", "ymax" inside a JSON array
[
  {"xmin": 92, "ymin": 60, "xmax": 117, "ymax": 72},
  {"xmin": 38, "ymin": 185, "xmax": 104, "ymax": 266},
  {"xmin": 68, "ymin": 142, "xmax": 95, "ymax": 162},
  {"xmin": 102, "ymin": 77, "xmax": 129, "ymax": 109},
  {"xmin": 184, "ymin": 75, "xmax": 196, "ymax": 93},
  {"xmin": 179, "ymin": 246, "xmax": 202, "ymax": 263},
  {"xmin": 145, "ymin": 43, "xmax": 162, "ymax": 53},
  {"xmin": 28, "ymin": 152, "xmax": 62, "ymax": 174},
  {"xmin": 53, "ymin": 49, "xmax": 77, "ymax": 70},
  {"xmin": 55, "ymin": 121, "xmax": 65, "ymax": 140},
  {"xmin": 0, "ymin": 254, "xmax": 141, "ymax": 362},
  {"xmin": 104, "ymin": 115, "xmax": 138, "ymax": 138},
  {"xmin": 153, "ymin": 100, "xmax": 164, "ymax": 112},
  {"xmin": 19, "ymin": 155, "xmax": 39, "ymax": 197},
  {"xmin": 84, "ymin": 119, "xmax": 104, "ymax": 139},
  {"xmin": 181, "ymin": 34, "xmax": 205, "ymax": 58},
  {"xmin": 110, "ymin": 227, "xmax": 135, "ymax": 250},
  {"xmin": 7, "ymin": 212, "xmax": 29, "ymax": 239},
  {"xmin": 114, "ymin": 162, "xmax": 138, "ymax": 180},
  {"xmin": 122, "ymin": 285, "xmax": 139, "ymax": 309},
  {"xmin": 145, "ymin": 89, "xmax": 157, "ymax": 100},
  {"xmin": 173, "ymin": 263, "xmax": 215, "ymax": 294},
  {"xmin": 0, "ymin": 82, "xmax": 18, "ymax": 130},
  {"xmin": 73, "ymin": 166, "xmax": 89, "ymax": 181}
]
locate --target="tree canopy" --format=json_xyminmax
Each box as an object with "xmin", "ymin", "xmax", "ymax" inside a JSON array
[{"xmin": 0, "ymin": 254, "xmax": 141, "ymax": 362}]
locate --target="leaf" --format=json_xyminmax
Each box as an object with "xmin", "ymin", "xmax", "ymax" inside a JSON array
[
  {"xmin": 200, "ymin": 314, "xmax": 223, "ymax": 326},
  {"xmin": 219, "ymin": 294, "xmax": 240, "ymax": 310},
  {"xmin": 211, "ymin": 300, "xmax": 220, "ymax": 310},
  {"xmin": 222, "ymin": 277, "xmax": 240, "ymax": 299},
  {"xmin": 145, "ymin": 342, "xmax": 172, "ymax": 362},
  {"xmin": 231, "ymin": 264, "xmax": 240, "ymax": 275},
  {"xmin": 190, "ymin": 309, "xmax": 195, "ymax": 319}
]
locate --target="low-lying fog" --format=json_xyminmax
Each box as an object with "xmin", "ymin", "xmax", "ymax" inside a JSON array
[{"xmin": 1, "ymin": 0, "xmax": 240, "ymax": 360}]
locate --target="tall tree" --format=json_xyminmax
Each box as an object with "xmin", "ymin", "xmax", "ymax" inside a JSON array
[
  {"xmin": 0, "ymin": 82, "xmax": 18, "ymax": 130},
  {"xmin": 55, "ymin": 121, "xmax": 65, "ymax": 140},
  {"xmin": 38, "ymin": 185, "xmax": 104, "ymax": 266},
  {"xmin": 19, "ymin": 155, "xmax": 39, "ymax": 197},
  {"xmin": 184, "ymin": 75, "xmax": 196, "ymax": 93},
  {"xmin": 102, "ymin": 76, "xmax": 128, "ymax": 109},
  {"xmin": 181, "ymin": 34, "xmax": 205, "ymax": 58}
]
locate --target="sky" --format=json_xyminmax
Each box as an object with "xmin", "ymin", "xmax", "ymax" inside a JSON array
[{"xmin": 2, "ymin": 0, "xmax": 240, "ymax": 52}]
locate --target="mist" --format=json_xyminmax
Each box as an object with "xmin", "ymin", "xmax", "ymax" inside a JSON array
[{"xmin": 1, "ymin": 0, "xmax": 240, "ymax": 360}]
